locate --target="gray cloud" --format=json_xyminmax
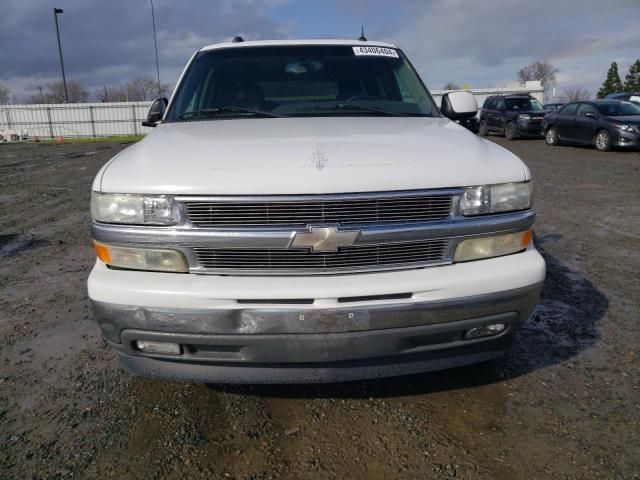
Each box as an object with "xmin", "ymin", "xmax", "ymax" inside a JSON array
[
  {"xmin": 376, "ymin": 0, "xmax": 640, "ymax": 91},
  {"xmin": 0, "ymin": 0, "xmax": 290, "ymax": 100},
  {"xmin": 1, "ymin": 0, "xmax": 639, "ymax": 101}
]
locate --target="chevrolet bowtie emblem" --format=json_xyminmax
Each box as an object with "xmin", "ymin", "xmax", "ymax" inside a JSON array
[{"xmin": 290, "ymin": 226, "xmax": 360, "ymax": 252}]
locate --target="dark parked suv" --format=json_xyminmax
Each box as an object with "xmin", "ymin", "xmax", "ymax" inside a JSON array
[{"xmin": 479, "ymin": 94, "xmax": 546, "ymax": 139}]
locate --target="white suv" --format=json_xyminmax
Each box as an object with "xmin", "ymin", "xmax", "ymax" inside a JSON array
[{"xmin": 88, "ymin": 39, "xmax": 545, "ymax": 383}]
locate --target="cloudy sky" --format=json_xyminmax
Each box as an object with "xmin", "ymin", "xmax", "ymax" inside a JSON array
[{"xmin": 1, "ymin": 0, "xmax": 639, "ymax": 102}]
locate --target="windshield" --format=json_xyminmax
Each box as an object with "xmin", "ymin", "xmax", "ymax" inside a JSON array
[
  {"xmin": 165, "ymin": 45, "xmax": 437, "ymax": 121},
  {"xmin": 597, "ymin": 101, "xmax": 640, "ymax": 116},
  {"xmin": 505, "ymin": 98, "xmax": 544, "ymax": 111}
]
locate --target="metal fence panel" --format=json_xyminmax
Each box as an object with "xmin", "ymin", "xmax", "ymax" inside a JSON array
[
  {"xmin": 0, "ymin": 101, "xmax": 153, "ymax": 139},
  {"xmin": 0, "ymin": 85, "xmax": 544, "ymax": 140}
]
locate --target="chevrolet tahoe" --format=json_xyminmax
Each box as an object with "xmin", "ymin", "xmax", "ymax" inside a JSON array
[{"xmin": 88, "ymin": 39, "xmax": 546, "ymax": 383}]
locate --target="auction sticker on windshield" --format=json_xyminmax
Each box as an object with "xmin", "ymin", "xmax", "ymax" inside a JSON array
[{"xmin": 353, "ymin": 46, "xmax": 399, "ymax": 58}]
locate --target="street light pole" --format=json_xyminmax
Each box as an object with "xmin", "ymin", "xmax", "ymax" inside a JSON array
[
  {"xmin": 53, "ymin": 8, "xmax": 69, "ymax": 103},
  {"xmin": 38, "ymin": 86, "xmax": 44, "ymax": 103},
  {"xmin": 150, "ymin": 0, "xmax": 161, "ymax": 97}
]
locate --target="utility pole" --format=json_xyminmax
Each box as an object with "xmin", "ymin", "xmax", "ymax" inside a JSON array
[
  {"xmin": 38, "ymin": 86, "xmax": 44, "ymax": 103},
  {"xmin": 150, "ymin": 0, "xmax": 161, "ymax": 97},
  {"xmin": 53, "ymin": 8, "xmax": 69, "ymax": 103}
]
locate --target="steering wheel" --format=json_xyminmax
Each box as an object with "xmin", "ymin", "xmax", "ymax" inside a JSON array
[{"xmin": 344, "ymin": 94, "xmax": 380, "ymax": 102}]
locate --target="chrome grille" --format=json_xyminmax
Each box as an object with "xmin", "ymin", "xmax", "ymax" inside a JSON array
[
  {"xmin": 184, "ymin": 193, "xmax": 454, "ymax": 227},
  {"xmin": 192, "ymin": 239, "xmax": 450, "ymax": 274}
]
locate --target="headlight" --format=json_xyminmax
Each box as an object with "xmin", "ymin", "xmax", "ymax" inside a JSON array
[
  {"xmin": 454, "ymin": 230, "xmax": 532, "ymax": 262},
  {"xmin": 460, "ymin": 182, "xmax": 532, "ymax": 216},
  {"xmin": 93, "ymin": 241, "xmax": 189, "ymax": 272},
  {"xmin": 91, "ymin": 192, "xmax": 181, "ymax": 225},
  {"xmin": 614, "ymin": 123, "xmax": 634, "ymax": 132},
  {"xmin": 518, "ymin": 114, "xmax": 531, "ymax": 121}
]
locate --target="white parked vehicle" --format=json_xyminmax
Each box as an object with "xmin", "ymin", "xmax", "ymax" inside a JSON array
[
  {"xmin": 0, "ymin": 129, "xmax": 27, "ymax": 142},
  {"xmin": 88, "ymin": 39, "xmax": 545, "ymax": 383}
]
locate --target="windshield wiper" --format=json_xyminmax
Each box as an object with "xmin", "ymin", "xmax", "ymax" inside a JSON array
[
  {"xmin": 179, "ymin": 107, "xmax": 283, "ymax": 120},
  {"xmin": 299, "ymin": 103, "xmax": 410, "ymax": 117}
]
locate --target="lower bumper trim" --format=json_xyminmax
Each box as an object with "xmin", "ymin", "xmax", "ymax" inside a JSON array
[
  {"xmin": 612, "ymin": 136, "xmax": 640, "ymax": 148},
  {"xmin": 92, "ymin": 284, "xmax": 541, "ymax": 341},
  {"xmin": 93, "ymin": 284, "xmax": 541, "ymax": 383},
  {"xmin": 117, "ymin": 338, "xmax": 513, "ymax": 384},
  {"xmin": 118, "ymin": 312, "xmax": 516, "ymax": 364}
]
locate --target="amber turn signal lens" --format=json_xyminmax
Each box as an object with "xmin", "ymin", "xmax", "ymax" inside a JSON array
[
  {"xmin": 91, "ymin": 240, "xmax": 189, "ymax": 273},
  {"xmin": 93, "ymin": 240, "xmax": 111, "ymax": 264}
]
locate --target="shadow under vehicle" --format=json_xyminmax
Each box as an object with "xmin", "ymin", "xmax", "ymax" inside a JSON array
[{"xmin": 208, "ymin": 241, "xmax": 607, "ymax": 398}]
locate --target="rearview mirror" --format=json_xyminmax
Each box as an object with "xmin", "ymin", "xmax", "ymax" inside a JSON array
[
  {"xmin": 441, "ymin": 91, "xmax": 478, "ymax": 120},
  {"xmin": 584, "ymin": 112, "xmax": 597, "ymax": 119},
  {"xmin": 142, "ymin": 97, "xmax": 168, "ymax": 127}
]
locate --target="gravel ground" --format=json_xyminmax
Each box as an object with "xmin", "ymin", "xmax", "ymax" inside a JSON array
[{"xmin": 1, "ymin": 136, "xmax": 639, "ymax": 479}]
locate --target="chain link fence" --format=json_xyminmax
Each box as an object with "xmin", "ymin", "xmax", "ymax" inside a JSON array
[{"xmin": 0, "ymin": 101, "xmax": 153, "ymax": 140}]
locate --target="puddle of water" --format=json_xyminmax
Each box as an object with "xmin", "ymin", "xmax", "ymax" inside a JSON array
[{"xmin": 0, "ymin": 233, "xmax": 49, "ymax": 257}]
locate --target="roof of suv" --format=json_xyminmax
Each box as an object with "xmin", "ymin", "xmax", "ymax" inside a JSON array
[
  {"xmin": 200, "ymin": 39, "xmax": 399, "ymax": 52},
  {"xmin": 605, "ymin": 92, "xmax": 640, "ymax": 98},
  {"xmin": 487, "ymin": 94, "xmax": 535, "ymax": 99}
]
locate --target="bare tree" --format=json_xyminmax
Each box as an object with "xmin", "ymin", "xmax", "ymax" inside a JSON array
[
  {"xmin": 518, "ymin": 61, "xmax": 558, "ymax": 89},
  {"xmin": 96, "ymin": 85, "xmax": 129, "ymax": 102},
  {"xmin": 95, "ymin": 77, "xmax": 170, "ymax": 102},
  {"xmin": 26, "ymin": 93, "xmax": 42, "ymax": 104},
  {"xmin": 41, "ymin": 81, "xmax": 89, "ymax": 103},
  {"xmin": 0, "ymin": 83, "xmax": 10, "ymax": 104},
  {"xmin": 125, "ymin": 76, "xmax": 170, "ymax": 101},
  {"xmin": 442, "ymin": 82, "xmax": 460, "ymax": 90},
  {"xmin": 560, "ymin": 86, "xmax": 591, "ymax": 102}
]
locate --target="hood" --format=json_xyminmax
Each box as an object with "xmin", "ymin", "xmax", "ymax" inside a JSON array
[
  {"xmin": 604, "ymin": 115, "xmax": 640, "ymax": 125},
  {"xmin": 97, "ymin": 117, "xmax": 530, "ymax": 194}
]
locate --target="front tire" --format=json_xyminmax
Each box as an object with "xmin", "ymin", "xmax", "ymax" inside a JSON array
[
  {"xmin": 545, "ymin": 126, "xmax": 559, "ymax": 146},
  {"xmin": 504, "ymin": 122, "xmax": 517, "ymax": 140},
  {"xmin": 594, "ymin": 130, "xmax": 611, "ymax": 151},
  {"xmin": 478, "ymin": 120, "xmax": 488, "ymax": 136}
]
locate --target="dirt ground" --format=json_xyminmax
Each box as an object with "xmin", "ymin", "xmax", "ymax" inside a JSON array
[{"xmin": 1, "ymin": 136, "xmax": 639, "ymax": 480}]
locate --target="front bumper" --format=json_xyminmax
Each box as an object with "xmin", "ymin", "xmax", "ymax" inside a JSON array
[
  {"xmin": 516, "ymin": 121, "xmax": 544, "ymax": 137},
  {"xmin": 612, "ymin": 130, "xmax": 640, "ymax": 148},
  {"xmin": 89, "ymin": 247, "xmax": 545, "ymax": 383},
  {"xmin": 96, "ymin": 284, "xmax": 540, "ymax": 383}
]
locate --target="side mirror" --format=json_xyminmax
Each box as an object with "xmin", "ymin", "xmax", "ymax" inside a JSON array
[
  {"xmin": 584, "ymin": 112, "xmax": 597, "ymax": 119},
  {"xmin": 441, "ymin": 91, "xmax": 478, "ymax": 121},
  {"xmin": 142, "ymin": 97, "xmax": 168, "ymax": 127}
]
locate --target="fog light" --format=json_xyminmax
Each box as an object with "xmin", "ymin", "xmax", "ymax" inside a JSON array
[
  {"xmin": 464, "ymin": 323, "xmax": 506, "ymax": 340},
  {"xmin": 136, "ymin": 340, "xmax": 182, "ymax": 355}
]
